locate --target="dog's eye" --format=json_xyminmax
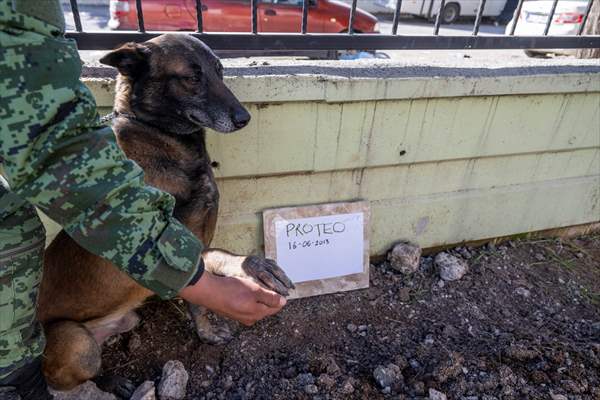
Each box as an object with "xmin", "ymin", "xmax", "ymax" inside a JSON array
[{"xmin": 216, "ymin": 64, "xmax": 223, "ymax": 79}]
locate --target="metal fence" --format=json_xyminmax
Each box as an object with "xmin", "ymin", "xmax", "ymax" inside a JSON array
[{"xmin": 66, "ymin": 0, "xmax": 600, "ymax": 51}]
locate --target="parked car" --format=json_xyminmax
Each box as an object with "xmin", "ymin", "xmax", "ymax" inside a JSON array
[
  {"xmin": 109, "ymin": 0, "xmax": 379, "ymax": 33},
  {"xmin": 400, "ymin": 0, "xmax": 507, "ymax": 23},
  {"xmin": 505, "ymin": 0, "xmax": 589, "ymax": 56},
  {"xmin": 338, "ymin": 0, "xmax": 397, "ymax": 15}
]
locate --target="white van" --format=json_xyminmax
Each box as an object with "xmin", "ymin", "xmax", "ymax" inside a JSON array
[{"xmin": 400, "ymin": 0, "xmax": 507, "ymax": 23}]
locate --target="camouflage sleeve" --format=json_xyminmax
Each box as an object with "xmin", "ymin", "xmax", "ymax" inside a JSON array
[{"xmin": 0, "ymin": 4, "xmax": 204, "ymax": 299}]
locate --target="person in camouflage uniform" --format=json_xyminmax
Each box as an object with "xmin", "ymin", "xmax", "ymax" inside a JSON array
[{"xmin": 0, "ymin": 1, "xmax": 286, "ymax": 398}]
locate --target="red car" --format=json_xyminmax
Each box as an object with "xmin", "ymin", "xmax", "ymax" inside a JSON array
[{"xmin": 108, "ymin": 0, "xmax": 379, "ymax": 33}]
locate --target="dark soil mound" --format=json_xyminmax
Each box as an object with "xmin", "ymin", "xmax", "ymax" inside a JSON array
[{"xmin": 102, "ymin": 233, "xmax": 600, "ymax": 400}]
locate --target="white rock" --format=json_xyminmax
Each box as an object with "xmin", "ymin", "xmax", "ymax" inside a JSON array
[
  {"xmin": 388, "ymin": 241, "xmax": 422, "ymax": 274},
  {"xmin": 515, "ymin": 287, "xmax": 531, "ymax": 298},
  {"xmin": 131, "ymin": 381, "xmax": 156, "ymax": 400},
  {"xmin": 50, "ymin": 381, "xmax": 116, "ymax": 400},
  {"xmin": 304, "ymin": 384, "xmax": 318, "ymax": 394},
  {"xmin": 158, "ymin": 361, "xmax": 189, "ymax": 400},
  {"xmin": 435, "ymin": 253, "xmax": 468, "ymax": 281},
  {"xmin": 373, "ymin": 364, "xmax": 402, "ymax": 389},
  {"xmin": 429, "ymin": 388, "xmax": 448, "ymax": 400}
]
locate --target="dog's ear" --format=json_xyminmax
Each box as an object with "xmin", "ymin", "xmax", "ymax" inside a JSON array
[{"xmin": 99, "ymin": 42, "xmax": 151, "ymax": 77}]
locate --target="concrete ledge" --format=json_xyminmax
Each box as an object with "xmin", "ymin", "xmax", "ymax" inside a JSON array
[{"xmin": 85, "ymin": 62, "xmax": 600, "ymax": 105}]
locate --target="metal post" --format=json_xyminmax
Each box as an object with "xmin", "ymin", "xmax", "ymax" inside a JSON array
[
  {"xmin": 135, "ymin": 0, "xmax": 145, "ymax": 32},
  {"xmin": 251, "ymin": 0, "xmax": 258, "ymax": 34},
  {"xmin": 348, "ymin": 0, "xmax": 358, "ymax": 34},
  {"xmin": 69, "ymin": 0, "xmax": 82, "ymax": 32},
  {"xmin": 472, "ymin": 0, "xmax": 486, "ymax": 35},
  {"xmin": 578, "ymin": 0, "xmax": 595, "ymax": 35},
  {"xmin": 195, "ymin": 0, "xmax": 203, "ymax": 33},
  {"xmin": 392, "ymin": 0, "xmax": 403, "ymax": 35},
  {"xmin": 301, "ymin": 0, "xmax": 309, "ymax": 34},
  {"xmin": 433, "ymin": 0, "xmax": 447, "ymax": 35},
  {"xmin": 543, "ymin": 0, "xmax": 560, "ymax": 36},
  {"xmin": 509, "ymin": 0, "xmax": 525, "ymax": 35}
]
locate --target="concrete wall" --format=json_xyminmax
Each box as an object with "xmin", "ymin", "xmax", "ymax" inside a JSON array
[{"xmin": 43, "ymin": 63, "xmax": 600, "ymax": 255}]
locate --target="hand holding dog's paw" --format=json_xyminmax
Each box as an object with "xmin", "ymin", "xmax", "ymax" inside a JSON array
[
  {"xmin": 180, "ymin": 272, "xmax": 288, "ymax": 326},
  {"xmin": 241, "ymin": 255, "xmax": 295, "ymax": 297}
]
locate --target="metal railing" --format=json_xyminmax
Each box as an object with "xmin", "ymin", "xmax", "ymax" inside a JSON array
[{"xmin": 66, "ymin": 0, "xmax": 600, "ymax": 51}]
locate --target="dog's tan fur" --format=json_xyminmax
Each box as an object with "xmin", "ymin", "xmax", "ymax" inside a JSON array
[{"xmin": 37, "ymin": 34, "xmax": 293, "ymax": 393}]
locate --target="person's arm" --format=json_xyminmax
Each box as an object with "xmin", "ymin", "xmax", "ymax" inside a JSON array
[
  {"xmin": 0, "ymin": 27, "xmax": 202, "ymax": 298},
  {"xmin": 1, "ymin": 1, "xmax": 286, "ymax": 322}
]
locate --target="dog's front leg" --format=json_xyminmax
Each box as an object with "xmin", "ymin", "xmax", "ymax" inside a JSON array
[
  {"xmin": 187, "ymin": 250, "xmax": 294, "ymax": 344},
  {"xmin": 201, "ymin": 249, "xmax": 295, "ymax": 296}
]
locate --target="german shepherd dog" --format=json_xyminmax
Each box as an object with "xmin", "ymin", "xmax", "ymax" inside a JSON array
[{"xmin": 36, "ymin": 34, "xmax": 293, "ymax": 395}]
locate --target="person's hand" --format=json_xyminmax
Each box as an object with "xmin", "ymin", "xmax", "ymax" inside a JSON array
[{"xmin": 179, "ymin": 271, "xmax": 287, "ymax": 326}]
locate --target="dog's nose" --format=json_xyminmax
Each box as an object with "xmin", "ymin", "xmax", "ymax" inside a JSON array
[{"xmin": 232, "ymin": 108, "xmax": 251, "ymax": 129}]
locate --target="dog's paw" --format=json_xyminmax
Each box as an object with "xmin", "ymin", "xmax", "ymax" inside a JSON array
[
  {"xmin": 241, "ymin": 256, "xmax": 295, "ymax": 296},
  {"xmin": 93, "ymin": 375, "xmax": 136, "ymax": 399},
  {"xmin": 195, "ymin": 320, "xmax": 233, "ymax": 345},
  {"xmin": 188, "ymin": 304, "xmax": 235, "ymax": 345}
]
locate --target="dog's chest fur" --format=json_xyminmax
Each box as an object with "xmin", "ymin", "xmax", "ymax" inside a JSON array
[{"xmin": 112, "ymin": 118, "xmax": 219, "ymax": 216}]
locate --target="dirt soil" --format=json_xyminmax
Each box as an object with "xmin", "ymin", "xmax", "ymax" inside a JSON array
[{"xmin": 102, "ymin": 233, "xmax": 600, "ymax": 400}]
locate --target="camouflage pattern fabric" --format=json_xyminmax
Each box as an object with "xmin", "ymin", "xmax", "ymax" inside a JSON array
[
  {"xmin": 0, "ymin": 176, "xmax": 46, "ymax": 379},
  {"xmin": 0, "ymin": 0, "xmax": 204, "ymax": 378}
]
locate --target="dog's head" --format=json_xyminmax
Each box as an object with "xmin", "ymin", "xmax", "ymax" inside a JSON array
[{"xmin": 100, "ymin": 34, "xmax": 250, "ymax": 134}]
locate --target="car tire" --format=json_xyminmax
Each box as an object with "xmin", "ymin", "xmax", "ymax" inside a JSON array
[{"xmin": 441, "ymin": 3, "xmax": 460, "ymax": 24}]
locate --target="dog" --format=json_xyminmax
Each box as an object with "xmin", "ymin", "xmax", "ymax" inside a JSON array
[{"xmin": 36, "ymin": 34, "xmax": 294, "ymax": 396}]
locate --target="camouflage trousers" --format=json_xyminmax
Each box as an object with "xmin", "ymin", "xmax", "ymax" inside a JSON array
[{"xmin": 0, "ymin": 176, "xmax": 46, "ymax": 379}]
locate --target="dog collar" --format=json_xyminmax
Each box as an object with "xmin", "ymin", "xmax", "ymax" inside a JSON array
[{"xmin": 100, "ymin": 110, "xmax": 137, "ymax": 124}]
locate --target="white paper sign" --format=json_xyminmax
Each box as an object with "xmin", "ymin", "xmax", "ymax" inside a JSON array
[
  {"xmin": 264, "ymin": 201, "xmax": 370, "ymax": 298},
  {"xmin": 274, "ymin": 212, "xmax": 364, "ymax": 283}
]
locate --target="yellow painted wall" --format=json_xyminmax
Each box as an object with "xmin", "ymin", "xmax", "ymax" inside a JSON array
[{"xmin": 41, "ymin": 71, "xmax": 600, "ymax": 255}]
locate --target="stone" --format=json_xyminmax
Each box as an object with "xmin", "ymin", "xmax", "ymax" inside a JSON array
[
  {"xmin": 304, "ymin": 384, "xmax": 318, "ymax": 394},
  {"xmin": 413, "ymin": 381, "xmax": 425, "ymax": 395},
  {"xmin": 323, "ymin": 357, "xmax": 341, "ymax": 375},
  {"xmin": 317, "ymin": 374, "xmax": 335, "ymax": 389},
  {"xmin": 373, "ymin": 364, "xmax": 402, "ymax": 389},
  {"xmin": 222, "ymin": 375, "xmax": 233, "ymax": 390},
  {"xmin": 50, "ymin": 381, "xmax": 116, "ymax": 400},
  {"xmin": 296, "ymin": 373, "xmax": 315, "ymax": 386},
  {"xmin": 550, "ymin": 394, "xmax": 568, "ymax": 400},
  {"xmin": 457, "ymin": 247, "xmax": 473, "ymax": 259},
  {"xmin": 388, "ymin": 241, "xmax": 422, "ymax": 274},
  {"xmin": 398, "ymin": 287, "xmax": 411, "ymax": 302},
  {"xmin": 128, "ymin": 332, "xmax": 142, "ymax": 353},
  {"xmin": 157, "ymin": 360, "xmax": 189, "ymax": 400},
  {"xmin": 428, "ymin": 388, "xmax": 448, "ymax": 400},
  {"xmin": 515, "ymin": 287, "xmax": 531, "ymax": 298},
  {"xmin": 346, "ymin": 323, "xmax": 357, "ymax": 333},
  {"xmin": 131, "ymin": 381, "xmax": 156, "ymax": 400},
  {"xmin": 435, "ymin": 253, "xmax": 468, "ymax": 281},
  {"xmin": 283, "ymin": 367, "xmax": 297, "ymax": 379},
  {"xmin": 341, "ymin": 379, "xmax": 355, "ymax": 394}
]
